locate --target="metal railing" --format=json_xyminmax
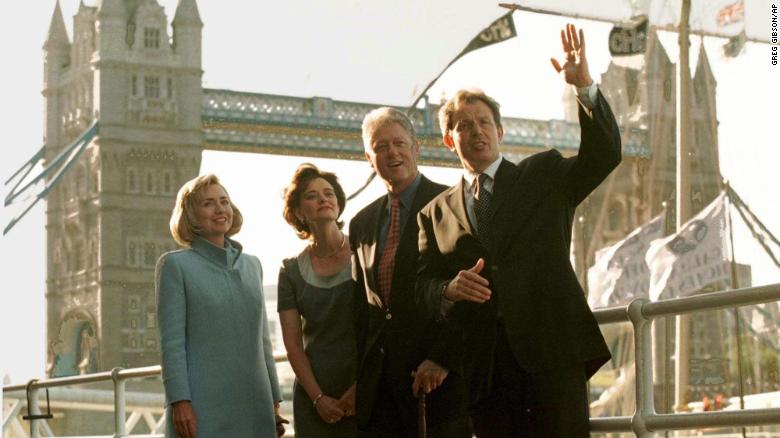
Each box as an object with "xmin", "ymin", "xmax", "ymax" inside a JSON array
[
  {"xmin": 4, "ymin": 366, "xmax": 166, "ymax": 438},
  {"xmin": 3, "ymin": 355, "xmax": 289, "ymax": 438},
  {"xmin": 590, "ymin": 283, "xmax": 780, "ymax": 436},
  {"xmin": 4, "ymin": 284, "xmax": 780, "ymax": 437}
]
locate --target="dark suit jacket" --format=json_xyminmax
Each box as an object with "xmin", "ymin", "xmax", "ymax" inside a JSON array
[
  {"xmin": 350, "ymin": 174, "xmax": 467, "ymax": 429},
  {"xmin": 416, "ymin": 92, "xmax": 621, "ymax": 404}
]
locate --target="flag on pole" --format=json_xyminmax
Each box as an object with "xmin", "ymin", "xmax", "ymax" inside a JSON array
[
  {"xmin": 408, "ymin": 11, "xmax": 517, "ymax": 109},
  {"xmin": 587, "ymin": 214, "xmax": 664, "ymax": 308},
  {"xmin": 646, "ymin": 192, "xmax": 730, "ymax": 301},
  {"xmin": 716, "ymin": 0, "xmax": 745, "ymax": 27},
  {"xmin": 608, "ymin": 15, "xmax": 649, "ymax": 56},
  {"xmin": 722, "ymin": 30, "xmax": 747, "ymax": 57}
]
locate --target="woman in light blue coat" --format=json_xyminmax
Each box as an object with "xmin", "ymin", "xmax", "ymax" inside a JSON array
[{"xmin": 156, "ymin": 174, "xmax": 287, "ymax": 438}]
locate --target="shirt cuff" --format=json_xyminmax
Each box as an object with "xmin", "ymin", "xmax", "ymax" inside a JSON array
[
  {"xmin": 439, "ymin": 283, "xmax": 454, "ymax": 318},
  {"xmin": 574, "ymin": 82, "xmax": 598, "ymax": 110}
]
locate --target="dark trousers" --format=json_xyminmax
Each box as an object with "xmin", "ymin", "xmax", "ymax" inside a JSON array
[
  {"xmin": 471, "ymin": 326, "xmax": 590, "ymax": 438},
  {"xmin": 360, "ymin": 363, "xmax": 471, "ymax": 438}
]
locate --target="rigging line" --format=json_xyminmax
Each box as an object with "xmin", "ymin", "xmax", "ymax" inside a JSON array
[
  {"xmin": 346, "ymin": 170, "xmax": 376, "ymax": 201},
  {"xmin": 729, "ymin": 199, "xmax": 780, "ymax": 268},
  {"xmin": 726, "ymin": 188, "xmax": 780, "ymax": 269},
  {"xmin": 727, "ymin": 186, "xmax": 780, "ymax": 248}
]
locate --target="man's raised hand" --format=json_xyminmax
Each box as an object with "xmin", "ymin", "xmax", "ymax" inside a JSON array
[{"xmin": 550, "ymin": 23, "xmax": 593, "ymax": 88}]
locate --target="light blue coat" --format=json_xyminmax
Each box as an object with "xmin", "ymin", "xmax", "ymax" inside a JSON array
[{"xmin": 156, "ymin": 237, "xmax": 282, "ymax": 437}]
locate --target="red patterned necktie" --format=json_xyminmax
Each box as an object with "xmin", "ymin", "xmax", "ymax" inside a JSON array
[{"xmin": 377, "ymin": 195, "xmax": 400, "ymax": 306}]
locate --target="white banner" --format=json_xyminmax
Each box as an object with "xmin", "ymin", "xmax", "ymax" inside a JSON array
[
  {"xmin": 512, "ymin": 0, "xmax": 770, "ymax": 42},
  {"xmin": 588, "ymin": 215, "xmax": 665, "ymax": 308},
  {"xmin": 646, "ymin": 192, "xmax": 730, "ymax": 301}
]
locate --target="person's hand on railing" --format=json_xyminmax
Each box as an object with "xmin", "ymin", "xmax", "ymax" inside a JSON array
[{"xmin": 172, "ymin": 400, "xmax": 196, "ymax": 438}]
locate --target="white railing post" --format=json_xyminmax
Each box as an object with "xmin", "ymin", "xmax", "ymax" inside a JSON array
[
  {"xmin": 628, "ymin": 298, "xmax": 655, "ymax": 437},
  {"xmin": 112, "ymin": 367, "xmax": 127, "ymax": 438},
  {"xmin": 28, "ymin": 385, "xmax": 41, "ymax": 438}
]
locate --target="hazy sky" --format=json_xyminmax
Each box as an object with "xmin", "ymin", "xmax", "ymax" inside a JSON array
[{"xmin": 2, "ymin": 0, "xmax": 778, "ymax": 383}]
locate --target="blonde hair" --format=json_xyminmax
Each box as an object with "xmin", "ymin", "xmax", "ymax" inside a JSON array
[{"xmin": 169, "ymin": 174, "xmax": 243, "ymax": 247}]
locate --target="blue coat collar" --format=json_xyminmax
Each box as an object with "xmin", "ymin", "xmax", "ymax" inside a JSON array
[{"xmin": 191, "ymin": 236, "xmax": 243, "ymax": 268}]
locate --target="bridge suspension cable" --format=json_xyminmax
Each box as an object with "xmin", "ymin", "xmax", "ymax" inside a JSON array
[{"xmin": 3, "ymin": 120, "xmax": 98, "ymax": 235}]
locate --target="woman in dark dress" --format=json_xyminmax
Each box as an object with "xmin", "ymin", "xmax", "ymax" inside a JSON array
[{"xmin": 278, "ymin": 164, "xmax": 357, "ymax": 437}]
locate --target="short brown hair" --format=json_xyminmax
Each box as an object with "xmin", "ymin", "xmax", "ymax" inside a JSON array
[
  {"xmin": 169, "ymin": 174, "xmax": 243, "ymax": 247},
  {"xmin": 438, "ymin": 88, "xmax": 502, "ymax": 135},
  {"xmin": 282, "ymin": 163, "xmax": 346, "ymax": 240}
]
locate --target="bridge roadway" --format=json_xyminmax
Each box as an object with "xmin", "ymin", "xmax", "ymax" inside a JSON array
[{"xmin": 201, "ymin": 88, "xmax": 650, "ymax": 165}]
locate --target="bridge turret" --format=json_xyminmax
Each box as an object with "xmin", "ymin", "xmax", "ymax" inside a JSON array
[
  {"xmin": 172, "ymin": 0, "xmax": 203, "ymax": 131},
  {"xmin": 44, "ymin": 1, "xmax": 70, "ymax": 54},
  {"xmin": 92, "ymin": 0, "xmax": 128, "ymax": 126},
  {"xmin": 173, "ymin": 0, "xmax": 202, "ymax": 67},
  {"xmin": 96, "ymin": 0, "xmax": 126, "ymax": 58},
  {"xmin": 43, "ymin": 1, "xmax": 71, "ymax": 150}
]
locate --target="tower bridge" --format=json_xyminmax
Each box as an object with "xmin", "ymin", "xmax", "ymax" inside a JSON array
[
  {"xmin": 2, "ymin": 0, "xmax": 727, "ymax": 413},
  {"xmin": 1, "ymin": 0, "xmax": 655, "ymax": 384},
  {"xmin": 200, "ymin": 87, "xmax": 650, "ymax": 165},
  {"xmin": 6, "ymin": 1, "xmax": 780, "ymax": 437}
]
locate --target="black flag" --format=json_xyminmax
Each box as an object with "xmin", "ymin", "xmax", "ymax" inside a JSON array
[
  {"xmin": 409, "ymin": 11, "xmax": 517, "ymax": 109},
  {"xmin": 460, "ymin": 11, "xmax": 517, "ymax": 57},
  {"xmin": 608, "ymin": 15, "xmax": 648, "ymax": 56}
]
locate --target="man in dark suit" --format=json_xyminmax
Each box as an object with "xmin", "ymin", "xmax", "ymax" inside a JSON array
[
  {"xmin": 350, "ymin": 107, "xmax": 470, "ymax": 437},
  {"xmin": 415, "ymin": 24, "xmax": 620, "ymax": 437}
]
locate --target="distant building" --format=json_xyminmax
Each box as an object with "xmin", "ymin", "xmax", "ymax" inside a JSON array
[
  {"xmin": 568, "ymin": 28, "xmax": 723, "ymax": 282},
  {"xmin": 44, "ymin": 0, "xmax": 203, "ymax": 377},
  {"xmin": 570, "ymin": 28, "xmax": 779, "ymax": 406}
]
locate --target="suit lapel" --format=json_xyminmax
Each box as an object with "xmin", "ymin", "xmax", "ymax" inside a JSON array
[
  {"xmin": 409, "ymin": 176, "xmax": 435, "ymax": 221},
  {"xmin": 444, "ymin": 179, "xmax": 475, "ymax": 235},
  {"xmin": 361, "ymin": 197, "xmax": 386, "ymax": 308},
  {"xmin": 396, "ymin": 177, "xmax": 429, "ymax": 252},
  {"xmin": 487, "ymin": 159, "xmax": 518, "ymax": 219},
  {"xmin": 491, "ymin": 155, "xmax": 557, "ymax": 255}
]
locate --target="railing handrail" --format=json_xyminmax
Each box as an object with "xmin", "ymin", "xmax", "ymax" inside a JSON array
[
  {"xmin": 4, "ymin": 284, "xmax": 780, "ymax": 437},
  {"xmin": 592, "ymin": 283, "xmax": 780, "ymax": 324},
  {"xmin": 2, "ymin": 353, "xmax": 286, "ymax": 393},
  {"xmin": 589, "ymin": 282, "xmax": 780, "ymax": 436}
]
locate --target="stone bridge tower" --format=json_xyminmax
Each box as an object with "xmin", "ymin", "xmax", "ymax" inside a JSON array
[{"xmin": 44, "ymin": 0, "xmax": 203, "ymax": 376}]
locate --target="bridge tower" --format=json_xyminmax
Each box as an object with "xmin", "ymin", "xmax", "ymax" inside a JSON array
[{"xmin": 44, "ymin": 0, "xmax": 203, "ymax": 376}]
